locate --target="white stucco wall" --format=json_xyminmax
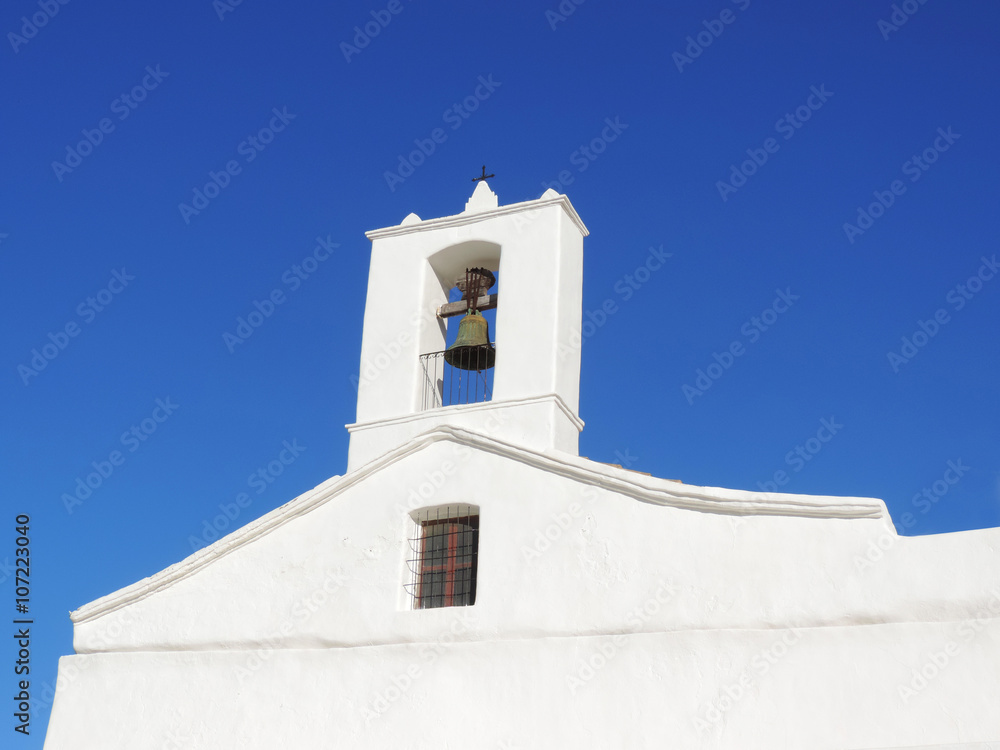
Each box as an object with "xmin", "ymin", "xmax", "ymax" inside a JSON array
[
  {"xmin": 44, "ymin": 430, "xmax": 1000, "ymax": 749},
  {"xmin": 45, "ymin": 611, "xmax": 1000, "ymax": 749},
  {"xmin": 69, "ymin": 435, "xmax": 1000, "ymax": 653}
]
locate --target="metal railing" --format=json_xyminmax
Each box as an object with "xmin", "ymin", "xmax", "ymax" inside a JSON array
[{"xmin": 419, "ymin": 348, "xmax": 495, "ymax": 410}]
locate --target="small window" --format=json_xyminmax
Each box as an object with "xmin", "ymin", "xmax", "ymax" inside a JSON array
[{"xmin": 407, "ymin": 505, "xmax": 479, "ymax": 609}]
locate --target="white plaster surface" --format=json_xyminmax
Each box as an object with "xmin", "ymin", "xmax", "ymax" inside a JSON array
[
  {"xmin": 43, "ymin": 618, "xmax": 1000, "ymax": 749},
  {"xmin": 66, "ymin": 433, "xmax": 1000, "ymax": 653},
  {"xmin": 46, "ymin": 431, "xmax": 1000, "ymax": 748}
]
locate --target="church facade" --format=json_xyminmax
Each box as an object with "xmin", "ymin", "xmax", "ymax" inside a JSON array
[{"xmin": 43, "ymin": 183, "xmax": 1000, "ymax": 749}]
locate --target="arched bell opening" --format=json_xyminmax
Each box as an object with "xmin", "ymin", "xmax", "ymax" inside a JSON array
[{"xmin": 421, "ymin": 241, "xmax": 501, "ymax": 410}]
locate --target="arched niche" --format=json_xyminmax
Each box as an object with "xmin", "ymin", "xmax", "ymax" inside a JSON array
[
  {"xmin": 425, "ymin": 240, "xmax": 502, "ymax": 347},
  {"xmin": 427, "ymin": 240, "xmax": 501, "ymax": 293}
]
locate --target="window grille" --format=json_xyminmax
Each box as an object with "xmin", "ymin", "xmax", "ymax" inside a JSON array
[{"xmin": 405, "ymin": 505, "xmax": 479, "ymax": 609}]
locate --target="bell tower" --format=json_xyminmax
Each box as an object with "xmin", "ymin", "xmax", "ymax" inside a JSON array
[{"xmin": 346, "ymin": 181, "xmax": 588, "ymax": 472}]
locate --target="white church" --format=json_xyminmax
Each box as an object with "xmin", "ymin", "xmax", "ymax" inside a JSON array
[{"xmin": 44, "ymin": 182, "xmax": 1000, "ymax": 749}]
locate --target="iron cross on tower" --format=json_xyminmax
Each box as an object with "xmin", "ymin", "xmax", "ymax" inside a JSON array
[{"xmin": 471, "ymin": 165, "xmax": 495, "ymax": 183}]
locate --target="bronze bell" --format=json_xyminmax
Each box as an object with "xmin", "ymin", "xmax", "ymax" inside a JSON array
[{"xmin": 444, "ymin": 310, "xmax": 496, "ymax": 371}]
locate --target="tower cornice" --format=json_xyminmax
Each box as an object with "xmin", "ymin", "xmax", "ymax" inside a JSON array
[{"xmin": 365, "ymin": 190, "xmax": 589, "ymax": 241}]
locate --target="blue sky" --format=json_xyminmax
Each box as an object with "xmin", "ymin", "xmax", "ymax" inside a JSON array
[{"xmin": 3, "ymin": 0, "xmax": 999, "ymax": 744}]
